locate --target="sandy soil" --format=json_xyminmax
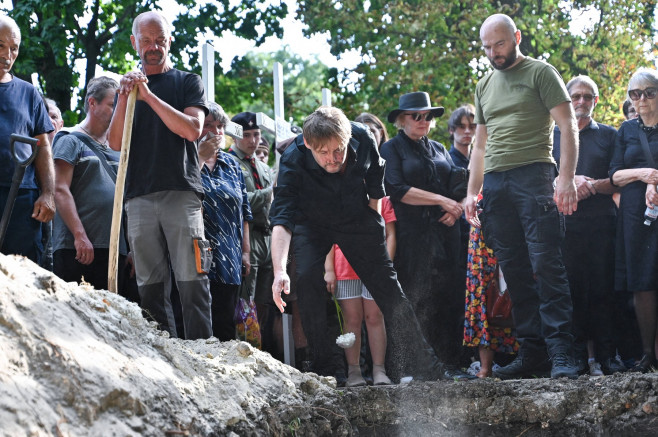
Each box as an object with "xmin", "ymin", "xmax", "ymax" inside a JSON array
[{"xmin": 1, "ymin": 254, "xmax": 657, "ymax": 436}]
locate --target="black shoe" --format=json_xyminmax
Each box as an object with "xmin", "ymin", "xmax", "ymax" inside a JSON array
[
  {"xmin": 550, "ymin": 352, "xmax": 579, "ymax": 379},
  {"xmin": 630, "ymin": 355, "xmax": 657, "ymax": 373},
  {"xmin": 443, "ymin": 366, "xmax": 477, "ymax": 381},
  {"xmin": 601, "ymin": 357, "xmax": 627, "ymax": 375},
  {"xmin": 493, "ymin": 353, "xmax": 551, "ymax": 380}
]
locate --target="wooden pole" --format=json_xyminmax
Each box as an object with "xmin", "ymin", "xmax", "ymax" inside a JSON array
[{"xmin": 108, "ymin": 88, "xmax": 138, "ymax": 293}]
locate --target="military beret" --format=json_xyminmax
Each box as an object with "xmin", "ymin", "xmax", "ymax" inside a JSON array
[{"xmin": 231, "ymin": 112, "xmax": 259, "ymax": 131}]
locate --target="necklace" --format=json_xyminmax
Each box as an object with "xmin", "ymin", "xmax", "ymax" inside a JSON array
[{"xmin": 79, "ymin": 125, "xmax": 108, "ymax": 147}]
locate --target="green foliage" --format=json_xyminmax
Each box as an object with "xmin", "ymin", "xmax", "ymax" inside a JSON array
[
  {"xmin": 214, "ymin": 46, "xmax": 330, "ymax": 128},
  {"xmin": 3, "ymin": 0, "xmax": 287, "ymax": 122},
  {"xmin": 297, "ymin": 0, "xmax": 657, "ymax": 143},
  {"xmin": 288, "ymin": 417, "xmax": 301, "ymax": 436}
]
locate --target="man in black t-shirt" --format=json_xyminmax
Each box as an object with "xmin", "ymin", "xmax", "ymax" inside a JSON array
[{"xmin": 108, "ymin": 11, "xmax": 211, "ymax": 340}]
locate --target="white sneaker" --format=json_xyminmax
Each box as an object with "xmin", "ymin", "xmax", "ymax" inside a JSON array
[{"xmin": 589, "ymin": 360, "xmax": 603, "ymax": 377}]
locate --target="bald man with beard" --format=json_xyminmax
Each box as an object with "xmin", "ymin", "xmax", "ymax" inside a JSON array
[
  {"xmin": 108, "ymin": 11, "xmax": 211, "ymax": 340},
  {"xmin": 0, "ymin": 15, "xmax": 55, "ymax": 263},
  {"xmin": 464, "ymin": 13, "xmax": 580, "ymax": 379}
]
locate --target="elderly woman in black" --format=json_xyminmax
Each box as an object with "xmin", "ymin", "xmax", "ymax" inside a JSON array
[
  {"xmin": 380, "ymin": 92, "xmax": 470, "ymax": 380},
  {"xmin": 610, "ymin": 67, "xmax": 658, "ymax": 373}
]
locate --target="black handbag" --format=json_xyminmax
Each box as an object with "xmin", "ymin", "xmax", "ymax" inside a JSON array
[{"xmin": 447, "ymin": 165, "xmax": 469, "ymax": 200}]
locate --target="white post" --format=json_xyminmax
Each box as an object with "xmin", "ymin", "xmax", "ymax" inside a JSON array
[
  {"xmin": 201, "ymin": 43, "xmax": 215, "ymax": 103},
  {"xmin": 200, "ymin": 43, "xmax": 242, "ymax": 140},
  {"xmin": 322, "ymin": 88, "xmax": 332, "ymax": 107},
  {"xmin": 273, "ymin": 62, "xmax": 285, "ymax": 131},
  {"xmin": 225, "ymin": 122, "xmax": 243, "ymax": 140}
]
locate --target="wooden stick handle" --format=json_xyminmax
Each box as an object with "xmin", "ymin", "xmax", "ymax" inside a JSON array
[{"xmin": 108, "ymin": 88, "xmax": 138, "ymax": 293}]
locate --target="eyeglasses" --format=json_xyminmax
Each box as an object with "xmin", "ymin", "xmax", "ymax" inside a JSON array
[
  {"xmin": 570, "ymin": 93, "xmax": 595, "ymax": 102},
  {"xmin": 456, "ymin": 123, "xmax": 477, "ymax": 130},
  {"xmin": 404, "ymin": 112, "xmax": 435, "ymax": 122},
  {"xmin": 628, "ymin": 87, "xmax": 658, "ymax": 101}
]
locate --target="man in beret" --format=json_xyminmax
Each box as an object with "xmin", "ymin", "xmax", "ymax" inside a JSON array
[{"xmin": 228, "ymin": 112, "xmax": 275, "ymax": 331}]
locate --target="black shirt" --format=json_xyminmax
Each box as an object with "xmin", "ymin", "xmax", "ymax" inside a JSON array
[
  {"xmin": 449, "ymin": 146, "xmax": 469, "ymax": 170},
  {"xmin": 269, "ymin": 122, "xmax": 386, "ymax": 232},
  {"xmin": 553, "ymin": 119, "xmax": 617, "ymax": 217},
  {"xmin": 380, "ymin": 131, "xmax": 454, "ymax": 224},
  {"xmin": 125, "ymin": 68, "xmax": 208, "ymax": 200}
]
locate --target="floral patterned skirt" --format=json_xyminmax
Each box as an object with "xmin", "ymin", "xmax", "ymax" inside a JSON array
[{"xmin": 463, "ymin": 225, "xmax": 519, "ymax": 354}]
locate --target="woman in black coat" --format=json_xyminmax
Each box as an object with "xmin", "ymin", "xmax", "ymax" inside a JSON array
[
  {"xmin": 380, "ymin": 92, "xmax": 470, "ymax": 379},
  {"xmin": 610, "ymin": 68, "xmax": 658, "ymax": 373}
]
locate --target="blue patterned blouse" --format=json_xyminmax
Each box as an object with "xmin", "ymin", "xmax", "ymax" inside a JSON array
[{"xmin": 201, "ymin": 152, "xmax": 253, "ymax": 284}]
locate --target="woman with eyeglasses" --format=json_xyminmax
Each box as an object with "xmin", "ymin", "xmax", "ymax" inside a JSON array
[
  {"xmin": 610, "ymin": 67, "xmax": 658, "ymax": 372},
  {"xmin": 380, "ymin": 92, "xmax": 472, "ymax": 380}
]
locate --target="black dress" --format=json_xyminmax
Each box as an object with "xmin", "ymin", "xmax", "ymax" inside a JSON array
[
  {"xmin": 610, "ymin": 118, "xmax": 658, "ymax": 292},
  {"xmin": 380, "ymin": 131, "xmax": 463, "ymax": 367}
]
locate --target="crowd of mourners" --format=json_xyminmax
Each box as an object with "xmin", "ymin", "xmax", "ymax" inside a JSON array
[{"xmin": 3, "ymin": 10, "xmax": 658, "ymax": 387}]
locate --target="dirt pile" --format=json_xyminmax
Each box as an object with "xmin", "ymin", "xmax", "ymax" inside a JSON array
[
  {"xmin": 0, "ymin": 254, "xmax": 346, "ymax": 436},
  {"xmin": 2, "ymin": 253, "xmax": 658, "ymax": 436}
]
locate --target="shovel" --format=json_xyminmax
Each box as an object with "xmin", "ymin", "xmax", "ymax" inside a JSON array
[
  {"xmin": 108, "ymin": 88, "xmax": 138, "ymax": 293},
  {"xmin": 0, "ymin": 134, "xmax": 40, "ymax": 250}
]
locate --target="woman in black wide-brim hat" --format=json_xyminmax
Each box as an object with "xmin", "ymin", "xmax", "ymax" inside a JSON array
[{"xmin": 380, "ymin": 91, "xmax": 471, "ymax": 380}]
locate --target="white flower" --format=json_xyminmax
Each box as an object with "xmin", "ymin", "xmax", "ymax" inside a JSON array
[{"xmin": 336, "ymin": 332, "xmax": 356, "ymax": 349}]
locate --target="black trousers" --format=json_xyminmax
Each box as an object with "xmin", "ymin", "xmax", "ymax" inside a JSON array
[
  {"xmin": 562, "ymin": 216, "xmax": 615, "ymax": 361},
  {"xmin": 395, "ymin": 218, "xmax": 463, "ymax": 368},
  {"xmin": 53, "ymin": 249, "xmax": 138, "ymax": 303},
  {"xmin": 481, "ymin": 163, "xmax": 574, "ymax": 357},
  {"xmin": 291, "ymin": 209, "xmax": 440, "ymax": 378},
  {"xmin": 210, "ymin": 280, "xmax": 239, "ymax": 341}
]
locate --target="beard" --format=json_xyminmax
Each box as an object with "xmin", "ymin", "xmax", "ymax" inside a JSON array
[
  {"xmin": 488, "ymin": 50, "xmax": 517, "ymax": 71},
  {"xmin": 143, "ymin": 50, "xmax": 164, "ymax": 65}
]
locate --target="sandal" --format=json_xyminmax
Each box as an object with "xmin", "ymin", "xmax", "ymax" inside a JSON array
[{"xmin": 476, "ymin": 368, "xmax": 493, "ymax": 378}]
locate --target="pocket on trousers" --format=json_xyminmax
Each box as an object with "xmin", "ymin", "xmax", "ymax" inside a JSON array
[
  {"xmin": 193, "ymin": 238, "xmax": 212, "ymax": 274},
  {"xmin": 534, "ymin": 195, "xmax": 565, "ymax": 242}
]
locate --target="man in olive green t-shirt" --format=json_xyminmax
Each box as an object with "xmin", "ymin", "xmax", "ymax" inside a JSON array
[{"xmin": 464, "ymin": 13, "xmax": 580, "ymax": 380}]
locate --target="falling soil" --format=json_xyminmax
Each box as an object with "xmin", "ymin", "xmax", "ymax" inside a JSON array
[{"xmin": 1, "ymin": 254, "xmax": 657, "ymax": 436}]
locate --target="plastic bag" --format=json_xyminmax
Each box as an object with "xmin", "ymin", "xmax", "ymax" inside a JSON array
[{"xmin": 234, "ymin": 297, "xmax": 262, "ymax": 349}]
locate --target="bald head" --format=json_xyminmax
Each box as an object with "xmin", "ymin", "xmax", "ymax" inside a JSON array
[
  {"xmin": 480, "ymin": 13, "xmax": 517, "ymax": 39},
  {"xmin": 0, "ymin": 15, "xmax": 21, "ymax": 81},
  {"xmin": 0, "ymin": 15, "xmax": 21, "ymax": 41},
  {"xmin": 132, "ymin": 11, "xmax": 170, "ymax": 37},
  {"xmin": 480, "ymin": 14, "xmax": 523, "ymax": 71}
]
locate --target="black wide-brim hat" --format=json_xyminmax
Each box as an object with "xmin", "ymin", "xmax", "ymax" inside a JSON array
[{"xmin": 387, "ymin": 92, "xmax": 445, "ymax": 123}]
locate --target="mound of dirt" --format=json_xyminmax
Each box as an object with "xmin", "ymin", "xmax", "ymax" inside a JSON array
[
  {"xmin": 0, "ymin": 254, "xmax": 346, "ymax": 436},
  {"xmin": 2, "ymin": 253, "xmax": 657, "ymax": 436}
]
